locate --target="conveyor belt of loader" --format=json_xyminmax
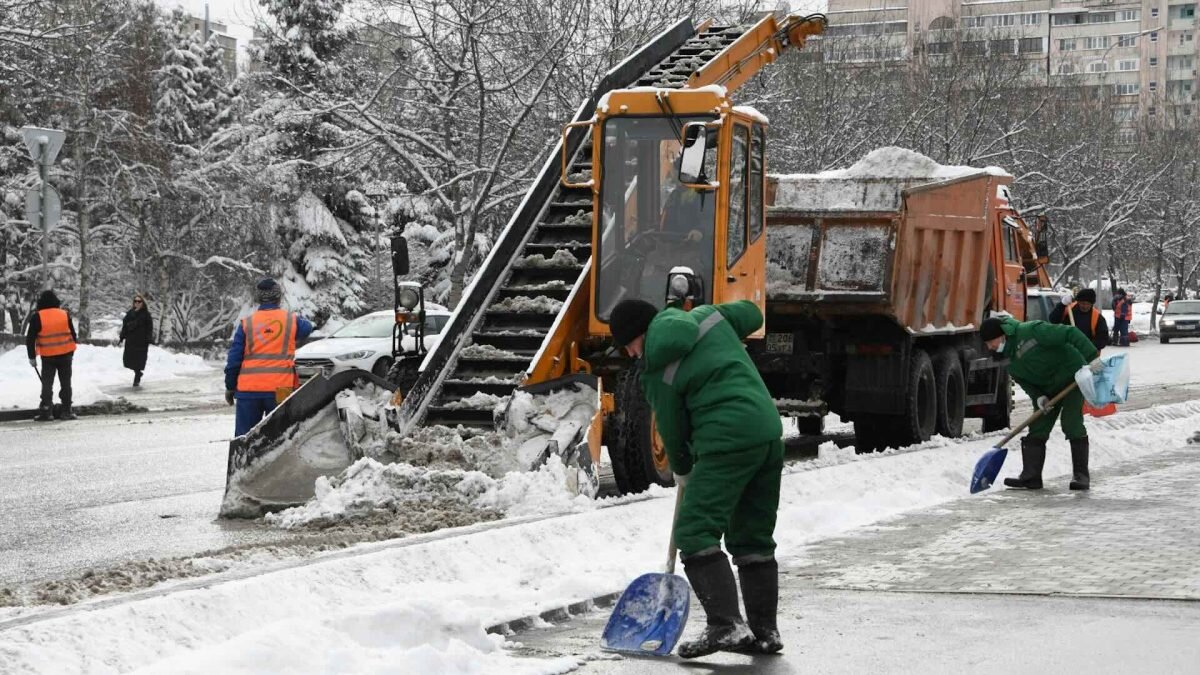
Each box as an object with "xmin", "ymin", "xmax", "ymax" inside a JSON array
[{"xmin": 395, "ymin": 20, "xmax": 750, "ymax": 433}]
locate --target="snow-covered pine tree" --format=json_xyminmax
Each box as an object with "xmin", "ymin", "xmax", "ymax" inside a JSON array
[
  {"xmin": 199, "ymin": 32, "xmax": 234, "ymax": 138},
  {"xmin": 258, "ymin": 0, "xmax": 351, "ymax": 88},
  {"xmin": 154, "ymin": 12, "xmax": 208, "ymax": 145},
  {"xmin": 278, "ymin": 191, "xmax": 368, "ymax": 323}
]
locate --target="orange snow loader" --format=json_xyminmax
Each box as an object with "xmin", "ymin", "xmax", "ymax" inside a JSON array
[{"xmin": 222, "ymin": 10, "xmax": 1053, "ymax": 517}]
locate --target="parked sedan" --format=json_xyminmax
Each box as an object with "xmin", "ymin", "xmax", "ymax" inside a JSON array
[
  {"xmin": 295, "ymin": 306, "xmax": 450, "ymax": 379},
  {"xmin": 1159, "ymin": 300, "xmax": 1200, "ymax": 344}
]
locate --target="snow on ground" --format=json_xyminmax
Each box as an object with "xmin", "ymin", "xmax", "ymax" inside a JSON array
[
  {"xmin": 0, "ymin": 344, "xmax": 212, "ymax": 409},
  {"xmin": 4, "ymin": 398, "xmax": 1198, "ymax": 673}
]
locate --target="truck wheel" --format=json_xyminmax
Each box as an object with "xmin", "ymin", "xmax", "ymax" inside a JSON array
[
  {"xmin": 895, "ymin": 348, "xmax": 936, "ymax": 446},
  {"xmin": 611, "ymin": 369, "xmax": 674, "ymax": 495},
  {"xmin": 933, "ymin": 348, "xmax": 965, "ymax": 438},
  {"xmin": 982, "ymin": 371, "xmax": 1013, "ymax": 432}
]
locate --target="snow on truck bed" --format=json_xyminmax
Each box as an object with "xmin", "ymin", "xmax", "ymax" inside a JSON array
[{"xmin": 770, "ymin": 146, "xmax": 1010, "ymax": 213}]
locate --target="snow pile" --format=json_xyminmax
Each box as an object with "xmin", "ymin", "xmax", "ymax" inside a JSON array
[
  {"xmin": 771, "ymin": 147, "xmax": 1011, "ymax": 212},
  {"xmin": 518, "ymin": 249, "xmax": 580, "ymax": 268},
  {"xmin": 0, "ymin": 344, "xmax": 211, "ymax": 409},
  {"xmin": 492, "ymin": 295, "xmax": 565, "ymax": 314},
  {"xmin": 269, "ymin": 384, "xmax": 601, "ymax": 529}
]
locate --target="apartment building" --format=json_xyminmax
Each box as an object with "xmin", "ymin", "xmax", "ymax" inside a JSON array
[
  {"xmin": 821, "ymin": 1, "xmax": 1200, "ymax": 131},
  {"xmin": 186, "ymin": 15, "xmax": 239, "ymax": 76}
]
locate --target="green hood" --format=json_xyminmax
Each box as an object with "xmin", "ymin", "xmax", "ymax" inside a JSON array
[{"xmin": 643, "ymin": 307, "xmax": 699, "ymax": 371}]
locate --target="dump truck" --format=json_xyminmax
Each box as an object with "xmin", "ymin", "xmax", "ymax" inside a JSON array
[{"xmin": 221, "ymin": 11, "xmax": 1053, "ymax": 517}]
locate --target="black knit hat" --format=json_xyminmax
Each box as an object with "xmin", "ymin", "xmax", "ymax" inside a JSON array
[
  {"xmin": 980, "ymin": 317, "xmax": 1006, "ymax": 341},
  {"xmin": 609, "ymin": 299, "xmax": 658, "ymax": 348},
  {"xmin": 1075, "ymin": 288, "xmax": 1097, "ymax": 304},
  {"xmin": 255, "ymin": 277, "xmax": 282, "ymax": 304},
  {"xmin": 36, "ymin": 289, "xmax": 61, "ymax": 310}
]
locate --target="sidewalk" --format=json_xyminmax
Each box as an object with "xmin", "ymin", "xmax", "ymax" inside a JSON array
[{"xmin": 512, "ymin": 445, "xmax": 1200, "ymax": 673}]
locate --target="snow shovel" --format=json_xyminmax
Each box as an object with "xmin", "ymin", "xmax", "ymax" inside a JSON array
[
  {"xmin": 601, "ymin": 481, "xmax": 691, "ymax": 656},
  {"xmin": 970, "ymin": 382, "xmax": 1077, "ymax": 494}
]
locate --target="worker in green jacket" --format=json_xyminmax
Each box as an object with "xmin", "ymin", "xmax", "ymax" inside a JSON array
[
  {"xmin": 609, "ymin": 298, "xmax": 784, "ymax": 659},
  {"xmin": 979, "ymin": 316, "xmax": 1103, "ymax": 490}
]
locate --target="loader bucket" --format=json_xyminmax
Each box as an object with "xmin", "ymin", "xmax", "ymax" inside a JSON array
[
  {"xmin": 219, "ymin": 369, "xmax": 395, "ymax": 518},
  {"xmin": 500, "ymin": 373, "xmax": 606, "ymax": 497}
]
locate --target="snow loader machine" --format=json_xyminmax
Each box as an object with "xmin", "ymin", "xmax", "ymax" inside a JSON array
[{"xmin": 220, "ymin": 9, "xmax": 1053, "ymax": 518}]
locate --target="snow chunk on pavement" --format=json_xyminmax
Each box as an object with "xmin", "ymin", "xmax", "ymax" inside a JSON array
[{"xmin": 0, "ymin": 343, "xmax": 210, "ymax": 409}]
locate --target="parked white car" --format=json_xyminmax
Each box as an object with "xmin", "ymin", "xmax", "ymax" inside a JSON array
[{"xmin": 295, "ymin": 305, "xmax": 450, "ymax": 379}]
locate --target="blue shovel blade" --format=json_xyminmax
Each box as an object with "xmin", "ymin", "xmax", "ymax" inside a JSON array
[
  {"xmin": 970, "ymin": 446, "xmax": 1008, "ymax": 494},
  {"xmin": 601, "ymin": 572, "xmax": 691, "ymax": 656}
]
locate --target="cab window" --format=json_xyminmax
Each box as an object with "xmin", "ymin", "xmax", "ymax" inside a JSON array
[
  {"xmin": 727, "ymin": 125, "xmax": 750, "ymax": 267},
  {"xmin": 749, "ymin": 126, "xmax": 764, "ymax": 243}
]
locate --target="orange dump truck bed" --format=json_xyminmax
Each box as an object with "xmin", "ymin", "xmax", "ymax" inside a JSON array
[{"xmin": 765, "ymin": 163, "xmax": 1012, "ymax": 335}]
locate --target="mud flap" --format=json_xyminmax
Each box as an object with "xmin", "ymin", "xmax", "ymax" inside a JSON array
[
  {"xmin": 220, "ymin": 369, "xmax": 395, "ymax": 518},
  {"xmin": 500, "ymin": 373, "xmax": 603, "ymax": 498}
]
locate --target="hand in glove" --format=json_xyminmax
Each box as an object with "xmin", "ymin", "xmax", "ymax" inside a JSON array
[
  {"xmin": 1036, "ymin": 396, "xmax": 1052, "ymax": 412},
  {"xmin": 28, "ymin": 358, "xmax": 37, "ymax": 368},
  {"xmin": 224, "ymin": 390, "xmax": 235, "ymax": 406},
  {"xmin": 1088, "ymin": 358, "xmax": 1105, "ymax": 375}
]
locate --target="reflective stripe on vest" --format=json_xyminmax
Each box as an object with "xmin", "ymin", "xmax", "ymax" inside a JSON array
[
  {"xmin": 662, "ymin": 311, "xmax": 726, "ymax": 386},
  {"xmin": 1116, "ymin": 299, "xmax": 1133, "ymax": 321},
  {"xmin": 35, "ymin": 308, "xmax": 76, "ymax": 357},
  {"xmin": 1066, "ymin": 302, "xmax": 1099, "ymax": 334},
  {"xmin": 236, "ymin": 309, "xmax": 298, "ymax": 392}
]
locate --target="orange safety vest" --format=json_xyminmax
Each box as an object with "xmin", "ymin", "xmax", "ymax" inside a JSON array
[
  {"xmin": 236, "ymin": 308, "xmax": 299, "ymax": 392},
  {"xmin": 1065, "ymin": 302, "xmax": 1100, "ymax": 334},
  {"xmin": 1114, "ymin": 298, "xmax": 1133, "ymax": 321},
  {"xmin": 35, "ymin": 308, "xmax": 76, "ymax": 357}
]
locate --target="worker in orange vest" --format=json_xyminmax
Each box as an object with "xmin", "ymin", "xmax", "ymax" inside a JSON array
[
  {"xmin": 25, "ymin": 290, "xmax": 78, "ymax": 421},
  {"xmin": 1049, "ymin": 288, "xmax": 1109, "ymax": 352},
  {"xmin": 1111, "ymin": 288, "xmax": 1133, "ymax": 347},
  {"xmin": 224, "ymin": 278, "xmax": 312, "ymax": 436}
]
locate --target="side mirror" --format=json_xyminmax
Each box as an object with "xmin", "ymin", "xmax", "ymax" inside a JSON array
[
  {"xmin": 391, "ymin": 234, "xmax": 410, "ymax": 276},
  {"xmin": 678, "ymin": 122, "xmax": 714, "ymax": 188}
]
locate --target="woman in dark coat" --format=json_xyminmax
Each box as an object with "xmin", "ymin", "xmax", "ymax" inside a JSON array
[{"xmin": 118, "ymin": 294, "xmax": 154, "ymax": 386}]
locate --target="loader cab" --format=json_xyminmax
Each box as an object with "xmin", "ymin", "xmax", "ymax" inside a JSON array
[{"xmin": 579, "ymin": 87, "xmax": 767, "ymax": 339}]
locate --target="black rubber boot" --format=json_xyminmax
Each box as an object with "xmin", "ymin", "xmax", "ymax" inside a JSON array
[
  {"xmin": 1069, "ymin": 437, "xmax": 1090, "ymax": 490},
  {"xmin": 1004, "ymin": 436, "xmax": 1045, "ymax": 489},
  {"xmin": 33, "ymin": 406, "xmax": 53, "ymax": 422},
  {"xmin": 732, "ymin": 557, "xmax": 783, "ymax": 655},
  {"xmin": 133, "ymin": 371, "xmax": 142, "ymax": 387},
  {"xmin": 678, "ymin": 550, "xmax": 755, "ymax": 659},
  {"xmin": 58, "ymin": 405, "xmax": 77, "ymax": 421}
]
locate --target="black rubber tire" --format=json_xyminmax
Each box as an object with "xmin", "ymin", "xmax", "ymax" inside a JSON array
[
  {"xmin": 1161, "ymin": 336, "xmax": 1170, "ymax": 344},
  {"xmin": 982, "ymin": 371, "xmax": 1013, "ymax": 433},
  {"xmin": 372, "ymin": 357, "xmax": 394, "ymax": 379},
  {"xmin": 611, "ymin": 368, "xmax": 673, "ymax": 495},
  {"xmin": 385, "ymin": 357, "xmax": 420, "ymax": 393},
  {"xmin": 894, "ymin": 348, "xmax": 936, "ymax": 446},
  {"xmin": 933, "ymin": 348, "xmax": 966, "ymax": 438}
]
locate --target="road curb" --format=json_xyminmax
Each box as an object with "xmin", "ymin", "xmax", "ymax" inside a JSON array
[{"xmin": 487, "ymin": 592, "xmax": 620, "ymax": 636}]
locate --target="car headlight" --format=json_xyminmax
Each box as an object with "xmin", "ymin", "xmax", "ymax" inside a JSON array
[
  {"xmin": 335, "ymin": 350, "xmax": 376, "ymax": 361},
  {"xmin": 1161, "ymin": 320, "xmax": 1175, "ymax": 327}
]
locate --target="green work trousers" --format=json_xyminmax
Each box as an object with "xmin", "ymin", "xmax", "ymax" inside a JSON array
[
  {"xmin": 1027, "ymin": 386, "xmax": 1087, "ymax": 441},
  {"xmin": 674, "ymin": 439, "xmax": 784, "ymax": 559}
]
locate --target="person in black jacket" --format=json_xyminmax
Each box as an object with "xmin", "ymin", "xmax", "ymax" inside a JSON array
[
  {"xmin": 118, "ymin": 293, "xmax": 154, "ymax": 387},
  {"xmin": 1049, "ymin": 288, "xmax": 1109, "ymax": 352}
]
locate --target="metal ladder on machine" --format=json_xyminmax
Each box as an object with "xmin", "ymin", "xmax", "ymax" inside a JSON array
[{"xmin": 393, "ymin": 19, "xmax": 753, "ymax": 435}]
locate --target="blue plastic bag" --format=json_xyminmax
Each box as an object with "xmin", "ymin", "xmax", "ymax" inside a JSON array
[{"xmin": 1074, "ymin": 354, "xmax": 1130, "ymax": 406}]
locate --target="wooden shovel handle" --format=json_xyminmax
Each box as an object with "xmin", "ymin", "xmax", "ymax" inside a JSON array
[
  {"xmin": 993, "ymin": 381, "xmax": 1078, "ymax": 450},
  {"xmin": 666, "ymin": 479, "xmax": 685, "ymax": 575}
]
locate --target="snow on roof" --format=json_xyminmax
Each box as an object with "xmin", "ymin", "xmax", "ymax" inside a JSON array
[
  {"xmin": 596, "ymin": 84, "xmax": 728, "ymax": 113},
  {"xmin": 733, "ymin": 105, "xmax": 769, "ymax": 124},
  {"xmin": 770, "ymin": 147, "xmax": 1011, "ymax": 212}
]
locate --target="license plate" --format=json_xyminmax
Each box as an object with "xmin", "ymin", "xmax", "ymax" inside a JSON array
[
  {"xmin": 766, "ymin": 333, "xmax": 793, "ymax": 354},
  {"xmin": 1177, "ymin": 323, "xmax": 1194, "ymax": 330}
]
